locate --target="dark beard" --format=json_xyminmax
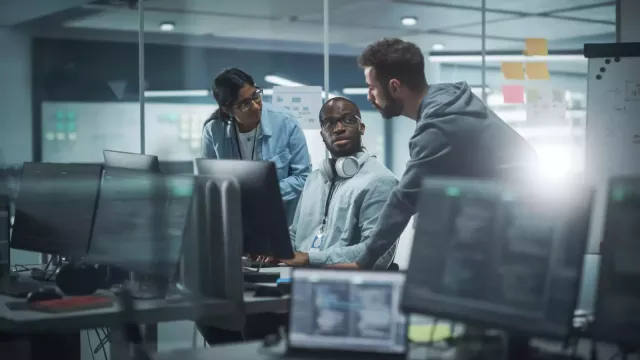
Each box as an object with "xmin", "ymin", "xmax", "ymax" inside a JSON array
[{"xmin": 379, "ymin": 88, "xmax": 404, "ymax": 120}]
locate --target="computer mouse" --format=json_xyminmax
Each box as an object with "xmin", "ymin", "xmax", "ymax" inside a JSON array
[{"xmin": 27, "ymin": 288, "xmax": 62, "ymax": 303}]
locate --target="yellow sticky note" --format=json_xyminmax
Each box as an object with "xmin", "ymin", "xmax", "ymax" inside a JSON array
[
  {"xmin": 501, "ymin": 62, "xmax": 525, "ymax": 80},
  {"xmin": 526, "ymin": 62, "xmax": 550, "ymax": 80},
  {"xmin": 408, "ymin": 324, "xmax": 452, "ymax": 343},
  {"xmin": 525, "ymin": 38, "xmax": 548, "ymax": 56}
]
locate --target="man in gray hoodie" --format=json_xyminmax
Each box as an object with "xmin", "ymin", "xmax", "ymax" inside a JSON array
[
  {"xmin": 281, "ymin": 97, "xmax": 398, "ymax": 269},
  {"xmin": 335, "ymin": 38, "xmax": 536, "ymax": 270}
]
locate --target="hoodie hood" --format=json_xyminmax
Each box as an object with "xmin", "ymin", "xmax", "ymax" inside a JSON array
[{"xmin": 418, "ymin": 81, "xmax": 485, "ymax": 121}]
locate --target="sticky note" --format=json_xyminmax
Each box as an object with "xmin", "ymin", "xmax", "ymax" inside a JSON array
[
  {"xmin": 501, "ymin": 62, "xmax": 525, "ymax": 80},
  {"xmin": 525, "ymin": 62, "xmax": 550, "ymax": 80},
  {"xmin": 502, "ymin": 85, "xmax": 525, "ymax": 104},
  {"xmin": 525, "ymin": 38, "xmax": 548, "ymax": 56},
  {"xmin": 408, "ymin": 324, "xmax": 452, "ymax": 343},
  {"xmin": 526, "ymin": 88, "xmax": 541, "ymax": 103}
]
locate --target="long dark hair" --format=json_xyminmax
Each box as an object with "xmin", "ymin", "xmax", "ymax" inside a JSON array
[{"xmin": 204, "ymin": 67, "xmax": 256, "ymax": 127}]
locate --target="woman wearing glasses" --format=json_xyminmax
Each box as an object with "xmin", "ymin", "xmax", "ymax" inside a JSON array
[{"xmin": 202, "ymin": 67, "xmax": 311, "ymax": 225}]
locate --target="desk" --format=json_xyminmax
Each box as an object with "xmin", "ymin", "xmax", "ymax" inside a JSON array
[{"xmin": 154, "ymin": 340, "xmax": 449, "ymax": 360}]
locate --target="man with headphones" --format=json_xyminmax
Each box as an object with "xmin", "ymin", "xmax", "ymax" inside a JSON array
[{"xmin": 280, "ymin": 97, "xmax": 398, "ymax": 269}]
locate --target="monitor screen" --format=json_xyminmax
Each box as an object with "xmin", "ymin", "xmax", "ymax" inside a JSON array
[
  {"xmin": 289, "ymin": 268, "xmax": 407, "ymax": 355},
  {"xmin": 87, "ymin": 169, "xmax": 193, "ymax": 277},
  {"xmin": 403, "ymin": 178, "xmax": 592, "ymax": 339},
  {"xmin": 11, "ymin": 163, "xmax": 103, "ymax": 257},
  {"xmin": 594, "ymin": 177, "xmax": 640, "ymax": 345}
]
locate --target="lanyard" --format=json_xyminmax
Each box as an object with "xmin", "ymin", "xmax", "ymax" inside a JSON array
[
  {"xmin": 321, "ymin": 178, "xmax": 338, "ymax": 231},
  {"xmin": 233, "ymin": 124, "xmax": 259, "ymax": 160}
]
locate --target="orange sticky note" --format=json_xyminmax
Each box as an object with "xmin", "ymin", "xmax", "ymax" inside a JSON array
[
  {"xmin": 526, "ymin": 62, "xmax": 550, "ymax": 80},
  {"xmin": 501, "ymin": 62, "xmax": 525, "ymax": 80},
  {"xmin": 525, "ymin": 38, "xmax": 548, "ymax": 56},
  {"xmin": 503, "ymin": 85, "xmax": 525, "ymax": 104}
]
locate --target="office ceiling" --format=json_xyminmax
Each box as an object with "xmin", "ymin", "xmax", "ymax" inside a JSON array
[{"xmin": 7, "ymin": 0, "xmax": 616, "ymax": 73}]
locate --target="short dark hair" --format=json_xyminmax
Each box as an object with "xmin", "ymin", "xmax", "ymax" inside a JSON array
[
  {"xmin": 358, "ymin": 38, "xmax": 427, "ymax": 92},
  {"xmin": 318, "ymin": 97, "xmax": 361, "ymax": 123},
  {"xmin": 212, "ymin": 67, "xmax": 255, "ymax": 107}
]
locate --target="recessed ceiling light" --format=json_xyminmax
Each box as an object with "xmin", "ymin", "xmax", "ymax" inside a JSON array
[
  {"xmin": 432, "ymin": 43, "xmax": 445, "ymax": 51},
  {"xmin": 401, "ymin": 16, "xmax": 418, "ymax": 26},
  {"xmin": 159, "ymin": 22, "xmax": 175, "ymax": 31}
]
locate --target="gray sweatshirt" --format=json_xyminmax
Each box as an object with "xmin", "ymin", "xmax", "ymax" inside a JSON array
[
  {"xmin": 289, "ymin": 151, "xmax": 398, "ymax": 268},
  {"xmin": 357, "ymin": 81, "xmax": 537, "ymax": 269}
]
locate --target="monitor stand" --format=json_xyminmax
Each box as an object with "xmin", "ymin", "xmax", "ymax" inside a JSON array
[{"xmin": 505, "ymin": 333, "xmax": 582, "ymax": 360}]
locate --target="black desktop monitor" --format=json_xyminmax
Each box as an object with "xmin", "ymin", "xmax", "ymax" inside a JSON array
[
  {"xmin": 103, "ymin": 150, "xmax": 161, "ymax": 173},
  {"xmin": 87, "ymin": 168, "xmax": 193, "ymax": 278},
  {"xmin": 593, "ymin": 176, "xmax": 640, "ymax": 347},
  {"xmin": 403, "ymin": 178, "xmax": 592, "ymax": 350},
  {"xmin": 11, "ymin": 162, "xmax": 103, "ymax": 257},
  {"xmin": 195, "ymin": 159, "xmax": 294, "ymax": 260}
]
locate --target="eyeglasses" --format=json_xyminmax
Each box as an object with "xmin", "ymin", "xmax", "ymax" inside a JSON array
[
  {"xmin": 321, "ymin": 115, "xmax": 361, "ymax": 131},
  {"xmin": 234, "ymin": 88, "xmax": 264, "ymax": 112}
]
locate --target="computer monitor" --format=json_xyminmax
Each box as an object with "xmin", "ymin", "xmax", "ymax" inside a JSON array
[
  {"xmin": 288, "ymin": 268, "xmax": 408, "ymax": 358},
  {"xmin": 87, "ymin": 168, "xmax": 193, "ymax": 279},
  {"xmin": 103, "ymin": 150, "xmax": 160, "ymax": 173},
  {"xmin": 181, "ymin": 176, "xmax": 244, "ymax": 312},
  {"xmin": 593, "ymin": 176, "xmax": 640, "ymax": 347},
  {"xmin": 11, "ymin": 162, "xmax": 103, "ymax": 257},
  {"xmin": 194, "ymin": 159, "xmax": 294, "ymax": 260},
  {"xmin": 403, "ymin": 178, "xmax": 592, "ymax": 355}
]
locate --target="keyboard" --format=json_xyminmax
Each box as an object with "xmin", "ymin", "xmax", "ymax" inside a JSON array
[{"xmin": 242, "ymin": 259, "xmax": 281, "ymax": 269}]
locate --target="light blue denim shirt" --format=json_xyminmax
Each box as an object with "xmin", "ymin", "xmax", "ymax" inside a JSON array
[
  {"xmin": 289, "ymin": 152, "xmax": 398, "ymax": 268},
  {"xmin": 201, "ymin": 102, "xmax": 311, "ymax": 224}
]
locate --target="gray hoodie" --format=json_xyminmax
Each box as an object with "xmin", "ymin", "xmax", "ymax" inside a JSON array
[
  {"xmin": 357, "ymin": 82, "xmax": 537, "ymax": 269},
  {"xmin": 289, "ymin": 151, "xmax": 398, "ymax": 268}
]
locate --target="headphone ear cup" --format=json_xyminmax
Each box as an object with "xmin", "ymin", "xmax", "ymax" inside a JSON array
[
  {"xmin": 320, "ymin": 159, "xmax": 334, "ymax": 180},
  {"xmin": 335, "ymin": 157, "xmax": 360, "ymax": 178}
]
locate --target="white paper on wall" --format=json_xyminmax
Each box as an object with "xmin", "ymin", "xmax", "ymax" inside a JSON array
[
  {"xmin": 271, "ymin": 86, "xmax": 327, "ymax": 167},
  {"xmin": 272, "ymin": 86, "xmax": 322, "ymax": 130},
  {"xmin": 525, "ymin": 87, "xmax": 567, "ymax": 123}
]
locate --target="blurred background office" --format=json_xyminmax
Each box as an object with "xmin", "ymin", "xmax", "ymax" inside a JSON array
[{"xmin": 1, "ymin": 0, "xmax": 635, "ymax": 356}]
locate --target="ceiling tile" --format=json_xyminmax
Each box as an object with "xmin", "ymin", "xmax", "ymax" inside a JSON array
[
  {"xmin": 305, "ymin": 1, "xmax": 512, "ymax": 31},
  {"xmin": 552, "ymin": 4, "xmax": 615, "ymax": 22},
  {"xmin": 412, "ymin": 0, "xmax": 613, "ymax": 14},
  {"xmin": 452, "ymin": 16, "xmax": 615, "ymax": 42}
]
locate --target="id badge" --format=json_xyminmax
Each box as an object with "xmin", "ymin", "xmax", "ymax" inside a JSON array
[{"xmin": 310, "ymin": 230, "xmax": 324, "ymax": 252}]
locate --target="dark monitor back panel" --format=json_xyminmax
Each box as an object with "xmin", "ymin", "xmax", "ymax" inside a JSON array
[
  {"xmin": 594, "ymin": 177, "xmax": 640, "ymax": 346},
  {"xmin": 88, "ymin": 169, "xmax": 193, "ymax": 278},
  {"xmin": 11, "ymin": 162, "xmax": 103, "ymax": 257},
  {"xmin": 103, "ymin": 150, "xmax": 160, "ymax": 173},
  {"xmin": 403, "ymin": 178, "xmax": 592, "ymax": 340},
  {"xmin": 195, "ymin": 159, "xmax": 294, "ymax": 260}
]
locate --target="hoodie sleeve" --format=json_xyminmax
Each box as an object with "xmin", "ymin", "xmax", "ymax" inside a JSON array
[{"xmin": 356, "ymin": 127, "xmax": 451, "ymax": 269}]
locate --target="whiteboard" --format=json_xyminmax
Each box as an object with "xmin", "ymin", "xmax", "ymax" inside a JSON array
[
  {"xmin": 585, "ymin": 52, "xmax": 640, "ymax": 253},
  {"xmin": 271, "ymin": 86, "xmax": 326, "ymax": 169},
  {"xmin": 42, "ymin": 102, "xmax": 216, "ymax": 163},
  {"xmin": 42, "ymin": 102, "xmax": 141, "ymax": 163}
]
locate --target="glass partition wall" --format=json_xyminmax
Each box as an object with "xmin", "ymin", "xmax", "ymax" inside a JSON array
[{"xmin": 1, "ymin": 0, "xmax": 615, "ymax": 354}]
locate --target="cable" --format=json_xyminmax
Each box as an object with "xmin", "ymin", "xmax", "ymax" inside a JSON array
[
  {"xmin": 94, "ymin": 329, "xmax": 108, "ymax": 360},
  {"xmin": 86, "ymin": 331, "xmax": 97, "ymax": 360},
  {"xmin": 429, "ymin": 319, "xmax": 439, "ymax": 345}
]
